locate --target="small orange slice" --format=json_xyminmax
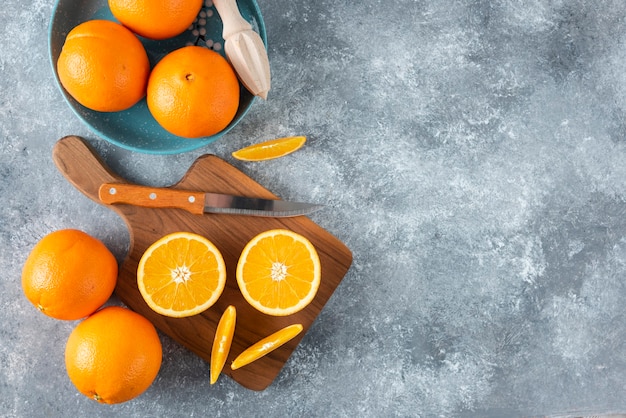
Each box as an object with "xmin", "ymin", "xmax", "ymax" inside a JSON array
[
  {"xmin": 231, "ymin": 136, "xmax": 306, "ymax": 161},
  {"xmin": 231, "ymin": 324, "xmax": 303, "ymax": 370},
  {"xmin": 210, "ymin": 305, "xmax": 236, "ymax": 384},
  {"xmin": 236, "ymin": 229, "xmax": 321, "ymax": 316},
  {"xmin": 137, "ymin": 232, "xmax": 226, "ymax": 318}
]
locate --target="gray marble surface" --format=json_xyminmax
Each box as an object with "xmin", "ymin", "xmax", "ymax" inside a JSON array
[{"xmin": 2, "ymin": 0, "xmax": 626, "ymax": 416}]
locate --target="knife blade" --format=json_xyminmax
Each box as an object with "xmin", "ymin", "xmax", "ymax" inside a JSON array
[{"xmin": 98, "ymin": 183, "xmax": 322, "ymax": 217}]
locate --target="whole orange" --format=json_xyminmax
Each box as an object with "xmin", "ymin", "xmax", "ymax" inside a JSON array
[
  {"xmin": 56, "ymin": 19, "xmax": 150, "ymax": 112},
  {"xmin": 65, "ymin": 306, "xmax": 162, "ymax": 404},
  {"xmin": 108, "ymin": 0, "xmax": 203, "ymax": 40},
  {"xmin": 147, "ymin": 46, "xmax": 240, "ymax": 138},
  {"xmin": 21, "ymin": 229, "xmax": 118, "ymax": 321}
]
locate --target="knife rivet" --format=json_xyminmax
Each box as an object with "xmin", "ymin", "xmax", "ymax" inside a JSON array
[
  {"xmin": 188, "ymin": 196, "xmax": 195, "ymax": 203},
  {"xmin": 109, "ymin": 187, "xmax": 116, "ymax": 195},
  {"xmin": 149, "ymin": 193, "xmax": 157, "ymax": 200}
]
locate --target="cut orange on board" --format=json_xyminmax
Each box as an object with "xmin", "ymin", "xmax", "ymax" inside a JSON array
[
  {"xmin": 210, "ymin": 305, "xmax": 236, "ymax": 384},
  {"xmin": 137, "ymin": 232, "xmax": 226, "ymax": 318},
  {"xmin": 231, "ymin": 324, "xmax": 303, "ymax": 370},
  {"xmin": 231, "ymin": 136, "xmax": 306, "ymax": 161},
  {"xmin": 236, "ymin": 229, "xmax": 321, "ymax": 316}
]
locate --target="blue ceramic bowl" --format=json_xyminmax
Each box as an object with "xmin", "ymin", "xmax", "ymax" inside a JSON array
[{"xmin": 48, "ymin": 0, "xmax": 266, "ymax": 154}]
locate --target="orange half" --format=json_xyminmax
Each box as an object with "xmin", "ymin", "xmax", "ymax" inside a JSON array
[
  {"xmin": 137, "ymin": 232, "xmax": 226, "ymax": 318},
  {"xmin": 236, "ymin": 229, "xmax": 321, "ymax": 316}
]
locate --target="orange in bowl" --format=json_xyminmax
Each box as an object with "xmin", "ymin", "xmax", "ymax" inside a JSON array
[
  {"xmin": 108, "ymin": 0, "xmax": 204, "ymax": 40},
  {"xmin": 56, "ymin": 19, "xmax": 150, "ymax": 112},
  {"xmin": 147, "ymin": 46, "xmax": 240, "ymax": 138}
]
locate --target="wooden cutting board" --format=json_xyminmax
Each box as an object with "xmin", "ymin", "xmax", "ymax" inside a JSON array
[{"xmin": 52, "ymin": 135, "xmax": 352, "ymax": 391}]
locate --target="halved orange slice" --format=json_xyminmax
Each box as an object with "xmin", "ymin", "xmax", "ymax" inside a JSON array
[
  {"xmin": 231, "ymin": 323, "xmax": 303, "ymax": 370},
  {"xmin": 137, "ymin": 232, "xmax": 226, "ymax": 318},
  {"xmin": 231, "ymin": 136, "xmax": 306, "ymax": 161},
  {"xmin": 210, "ymin": 305, "xmax": 236, "ymax": 384},
  {"xmin": 236, "ymin": 229, "xmax": 321, "ymax": 316}
]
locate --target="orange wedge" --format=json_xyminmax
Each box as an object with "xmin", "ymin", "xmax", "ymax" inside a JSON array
[
  {"xmin": 231, "ymin": 324, "xmax": 303, "ymax": 370},
  {"xmin": 137, "ymin": 232, "xmax": 226, "ymax": 318},
  {"xmin": 210, "ymin": 305, "xmax": 236, "ymax": 384},
  {"xmin": 236, "ymin": 229, "xmax": 321, "ymax": 316},
  {"xmin": 231, "ymin": 136, "xmax": 306, "ymax": 161}
]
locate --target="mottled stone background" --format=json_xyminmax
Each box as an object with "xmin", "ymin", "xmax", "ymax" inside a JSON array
[{"xmin": 2, "ymin": 0, "xmax": 626, "ymax": 416}]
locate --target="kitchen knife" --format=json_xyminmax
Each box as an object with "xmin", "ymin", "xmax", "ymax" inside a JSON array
[{"xmin": 98, "ymin": 183, "xmax": 322, "ymax": 217}]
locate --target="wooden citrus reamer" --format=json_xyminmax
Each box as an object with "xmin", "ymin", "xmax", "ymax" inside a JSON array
[{"xmin": 213, "ymin": 0, "xmax": 271, "ymax": 99}]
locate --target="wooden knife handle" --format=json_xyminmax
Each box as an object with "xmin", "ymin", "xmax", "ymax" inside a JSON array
[{"xmin": 99, "ymin": 183, "xmax": 205, "ymax": 215}]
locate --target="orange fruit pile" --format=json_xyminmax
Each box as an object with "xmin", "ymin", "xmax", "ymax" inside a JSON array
[
  {"xmin": 147, "ymin": 46, "xmax": 240, "ymax": 138},
  {"xmin": 22, "ymin": 229, "xmax": 163, "ymax": 403},
  {"xmin": 65, "ymin": 306, "xmax": 162, "ymax": 404},
  {"xmin": 57, "ymin": 2, "xmax": 242, "ymax": 138},
  {"xmin": 56, "ymin": 20, "xmax": 150, "ymax": 112},
  {"xmin": 21, "ymin": 229, "xmax": 118, "ymax": 320},
  {"xmin": 108, "ymin": 0, "xmax": 203, "ymax": 40}
]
